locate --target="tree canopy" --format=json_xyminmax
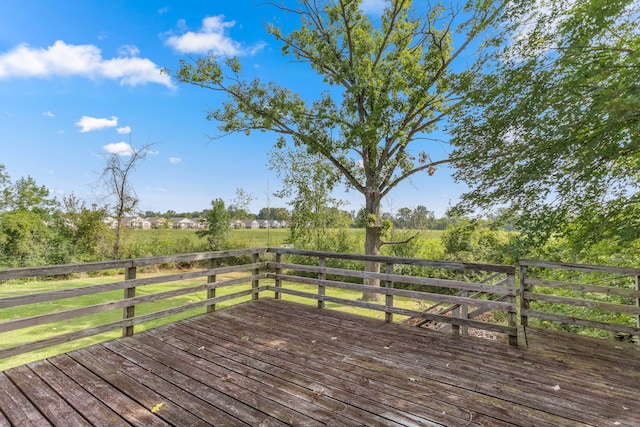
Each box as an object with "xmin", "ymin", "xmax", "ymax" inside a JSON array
[
  {"xmin": 450, "ymin": 0, "xmax": 640, "ymax": 251},
  {"xmin": 169, "ymin": 0, "xmax": 512, "ymax": 299}
]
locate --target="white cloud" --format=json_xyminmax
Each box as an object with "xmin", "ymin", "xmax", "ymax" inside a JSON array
[
  {"xmin": 360, "ymin": 0, "xmax": 386, "ymax": 14},
  {"xmin": 0, "ymin": 40, "xmax": 173, "ymax": 88},
  {"xmin": 169, "ymin": 157, "xmax": 182, "ymax": 164},
  {"xmin": 117, "ymin": 44, "xmax": 140, "ymax": 57},
  {"xmin": 43, "ymin": 111, "xmax": 54, "ymax": 117},
  {"xmin": 158, "ymin": 7, "xmax": 169, "ymax": 15},
  {"xmin": 76, "ymin": 115, "xmax": 118, "ymax": 132},
  {"xmin": 116, "ymin": 126, "xmax": 132, "ymax": 134},
  {"xmin": 103, "ymin": 141, "xmax": 135, "ymax": 156},
  {"xmin": 165, "ymin": 15, "xmax": 265, "ymax": 56}
]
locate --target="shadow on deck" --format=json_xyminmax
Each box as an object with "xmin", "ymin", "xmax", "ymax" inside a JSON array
[{"xmin": 1, "ymin": 298, "xmax": 639, "ymax": 427}]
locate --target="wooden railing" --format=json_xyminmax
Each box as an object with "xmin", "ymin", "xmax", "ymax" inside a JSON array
[
  {"xmin": 266, "ymin": 248, "xmax": 520, "ymax": 345},
  {"xmin": 3, "ymin": 250, "xmax": 640, "ymax": 365},
  {"xmin": 0, "ymin": 249, "xmax": 267, "ymax": 361},
  {"xmin": 520, "ymin": 260, "xmax": 640, "ymax": 341}
]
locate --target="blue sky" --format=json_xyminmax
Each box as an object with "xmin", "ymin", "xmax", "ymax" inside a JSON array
[{"xmin": 0, "ymin": 0, "xmax": 465, "ymax": 217}]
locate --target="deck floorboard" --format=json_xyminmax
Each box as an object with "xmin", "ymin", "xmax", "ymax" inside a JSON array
[{"xmin": 1, "ymin": 298, "xmax": 638, "ymax": 426}]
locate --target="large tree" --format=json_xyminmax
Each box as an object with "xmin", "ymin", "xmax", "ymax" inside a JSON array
[
  {"xmin": 170, "ymin": 0, "xmax": 511, "ymax": 299},
  {"xmin": 450, "ymin": 0, "xmax": 640, "ymax": 251}
]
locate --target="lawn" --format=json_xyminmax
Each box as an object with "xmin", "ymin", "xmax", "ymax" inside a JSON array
[{"xmin": 0, "ymin": 269, "xmax": 427, "ymax": 371}]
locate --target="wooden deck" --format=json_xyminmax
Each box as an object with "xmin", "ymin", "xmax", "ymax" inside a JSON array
[{"xmin": 1, "ymin": 299, "xmax": 638, "ymax": 427}]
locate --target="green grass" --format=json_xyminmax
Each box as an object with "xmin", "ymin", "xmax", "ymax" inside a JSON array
[
  {"xmin": 0, "ymin": 269, "xmax": 430, "ymax": 371},
  {"xmin": 0, "ymin": 271, "xmax": 257, "ymax": 370}
]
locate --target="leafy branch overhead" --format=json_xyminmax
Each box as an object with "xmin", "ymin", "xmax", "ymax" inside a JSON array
[{"xmin": 450, "ymin": 0, "xmax": 640, "ymax": 249}]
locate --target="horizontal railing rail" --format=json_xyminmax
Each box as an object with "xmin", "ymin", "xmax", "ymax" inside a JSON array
[
  {"xmin": 266, "ymin": 248, "xmax": 519, "ymax": 345},
  {"xmin": 519, "ymin": 260, "xmax": 640, "ymax": 340},
  {"xmin": 2, "ymin": 250, "xmax": 639, "ymax": 366},
  {"xmin": 0, "ymin": 249, "xmax": 267, "ymax": 361}
]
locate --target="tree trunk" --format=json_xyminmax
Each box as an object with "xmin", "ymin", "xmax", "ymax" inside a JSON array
[{"xmin": 362, "ymin": 190, "xmax": 382, "ymax": 302}]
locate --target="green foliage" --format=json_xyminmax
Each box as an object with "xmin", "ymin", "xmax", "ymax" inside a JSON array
[
  {"xmin": 169, "ymin": 0, "xmax": 511, "ymax": 259},
  {"xmin": 0, "ymin": 210, "xmax": 54, "ymax": 267},
  {"xmin": 257, "ymin": 207, "xmax": 290, "ymax": 221},
  {"xmin": 441, "ymin": 219, "xmax": 516, "ymax": 264},
  {"xmin": 197, "ymin": 199, "xmax": 231, "ymax": 250},
  {"xmin": 451, "ymin": 0, "xmax": 640, "ymax": 249},
  {"xmin": 270, "ymin": 147, "xmax": 352, "ymax": 250}
]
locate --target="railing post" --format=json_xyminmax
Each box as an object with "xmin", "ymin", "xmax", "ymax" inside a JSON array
[
  {"xmin": 252, "ymin": 253, "xmax": 259, "ymax": 300},
  {"xmin": 385, "ymin": 263, "xmax": 394, "ymax": 323},
  {"xmin": 508, "ymin": 269, "xmax": 518, "ymax": 346},
  {"xmin": 460, "ymin": 290, "xmax": 468, "ymax": 336},
  {"xmin": 519, "ymin": 265, "xmax": 529, "ymax": 328},
  {"xmin": 274, "ymin": 252, "xmax": 282, "ymax": 300},
  {"xmin": 451, "ymin": 305, "xmax": 460, "ymax": 335},
  {"xmin": 206, "ymin": 258, "xmax": 217, "ymax": 313},
  {"xmin": 318, "ymin": 257, "xmax": 326, "ymax": 309},
  {"xmin": 635, "ymin": 275, "xmax": 639, "ymax": 344},
  {"xmin": 122, "ymin": 265, "xmax": 136, "ymax": 337}
]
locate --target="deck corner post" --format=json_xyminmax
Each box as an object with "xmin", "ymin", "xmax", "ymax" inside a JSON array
[
  {"xmin": 252, "ymin": 252, "xmax": 260, "ymax": 301},
  {"xmin": 519, "ymin": 265, "xmax": 529, "ymax": 328},
  {"xmin": 274, "ymin": 252, "xmax": 283, "ymax": 300},
  {"xmin": 636, "ymin": 276, "xmax": 640, "ymax": 345},
  {"xmin": 122, "ymin": 265, "xmax": 136, "ymax": 337},
  {"xmin": 207, "ymin": 258, "xmax": 217, "ymax": 313},
  {"xmin": 318, "ymin": 257, "xmax": 326, "ymax": 309},
  {"xmin": 385, "ymin": 263, "xmax": 394, "ymax": 323},
  {"xmin": 508, "ymin": 268, "xmax": 518, "ymax": 346}
]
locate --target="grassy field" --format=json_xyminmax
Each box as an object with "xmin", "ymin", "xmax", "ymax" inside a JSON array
[
  {"xmin": 126, "ymin": 227, "xmax": 443, "ymax": 251},
  {"xmin": 0, "ymin": 270, "xmax": 429, "ymax": 371},
  {"xmin": 1, "ymin": 227, "xmax": 445, "ymax": 370}
]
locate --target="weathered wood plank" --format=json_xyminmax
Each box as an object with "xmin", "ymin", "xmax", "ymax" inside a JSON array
[
  {"xmin": 4, "ymin": 365, "xmax": 92, "ymax": 426},
  {"xmin": 171, "ymin": 317, "xmax": 499, "ymax": 427},
  {"xmin": 519, "ymin": 259, "xmax": 640, "ymax": 276},
  {"xmin": 28, "ymin": 359, "xmax": 130, "ymax": 427},
  {"xmin": 2, "ymin": 299, "xmax": 638, "ymax": 427},
  {"xmin": 269, "ymin": 263, "xmax": 515, "ymax": 295},
  {"xmin": 521, "ymin": 309, "xmax": 640, "ymax": 335},
  {"xmin": 268, "ymin": 275, "xmax": 516, "ymax": 307},
  {"xmin": 0, "ymin": 286, "xmax": 264, "ymax": 360},
  {"xmin": 268, "ymin": 247, "xmax": 516, "ymax": 273},
  {"xmin": 186, "ymin": 306, "xmax": 562, "ymax": 426},
  {"xmin": 524, "ymin": 277, "xmax": 640, "ymax": 298},
  {"xmin": 48, "ymin": 354, "xmax": 173, "ymax": 427},
  {"xmin": 133, "ymin": 331, "xmax": 381, "ymax": 427},
  {"xmin": 223, "ymin": 300, "xmax": 638, "ymax": 426},
  {"xmin": 524, "ymin": 291, "xmax": 640, "ymax": 315},
  {"xmin": 0, "ymin": 248, "xmax": 266, "ymax": 281},
  {"xmin": 84, "ymin": 343, "xmax": 259, "ymax": 426},
  {"xmin": 0, "ymin": 275, "xmax": 260, "ymax": 334},
  {"xmin": 0, "ymin": 263, "xmax": 265, "ymax": 310},
  {"xmin": 70, "ymin": 348, "xmax": 209, "ymax": 426},
  {"xmin": 266, "ymin": 285, "xmax": 517, "ymax": 335},
  {"xmin": 0, "ymin": 372, "xmax": 52, "ymax": 426},
  {"xmin": 108, "ymin": 336, "xmax": 343, "ymax": 427}
]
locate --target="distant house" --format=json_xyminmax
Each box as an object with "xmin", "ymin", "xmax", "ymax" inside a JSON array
[
  {"xmin": 168, "ymin": 218, "xmax": 194, "ymax": 229},
  {"xmin": 190, "ymin": 218, "xmax": 208, "ymax": 229},
  {"xmin": 122, "ymin": 216, "xmax": 145, "ymax": 228},
  {"xmin": 147, "ymin": 217, "xmax": 167, "ymax": 229},
  {"xmin": 231, "ymin": 219, "xmax": 288, "ymax": 229}
]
